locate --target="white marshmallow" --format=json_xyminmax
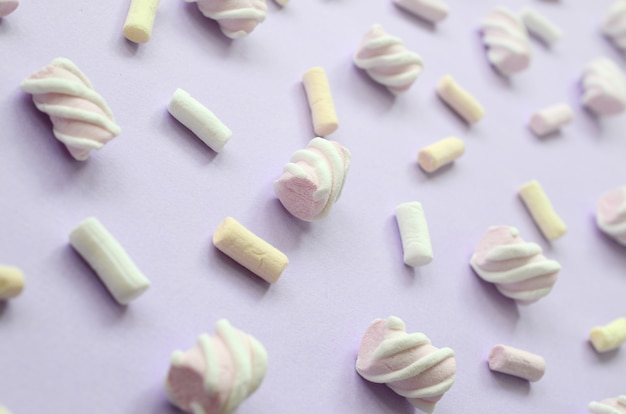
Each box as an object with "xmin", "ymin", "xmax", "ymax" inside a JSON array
[
  {"xmin": 528, "ymin": 103, "xmax": 573, "ymax": 136},
  {"xmin": 395, "ymin": 202, "xmax": 433, "ymax": 267},
  {"xmin": 488, "ymin": 344, "xmax": 546, "ymax": 382},
  {"xmin": 392, "ymin": 0, "xmax": 449, "ymax": 23},
  {"xmin": 603, "ymin": 0, "xmax": 626, "ymax": 51},
  {"xmin": 520, "ymin": 7, "xmax": 563, "ymax": 45},
  {"xmin": 69, "ymin": 218, "xmax": 151, "ymax": 305}
]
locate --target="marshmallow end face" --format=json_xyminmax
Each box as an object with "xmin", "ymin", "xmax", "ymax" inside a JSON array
[
  {"xmin": 124, "ymin": 25, "xmax": 151, "ymax": 44},
  {"xmin": 0, "ymin": 266, "xmax": 25, "ymax": 300}
]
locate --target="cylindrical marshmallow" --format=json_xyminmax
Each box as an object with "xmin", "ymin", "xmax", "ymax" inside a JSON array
[
  {"xmin": 395, "ymin": 202, "xmax": 433, "ymax": 267},
  {"xmin": 123, "ymin": 0, "xmax": 160, "ymax": 43},
  {"xmin": 0, "ymin": 0, "xmax": 19, "ymax": 17},
  {"xmin": 0, "ymin": 406, "xmax": 12, "ymax": 414},
  {"xmin": 392, "ymin": 0, "xmax": 449, "ymax": 23},
  {"xmin": 589, "ymin": 317, "xmax": 626, "ymax": 353},
  {"xmin": 0, "ymin": 266, "xmax": 24, "ymax": 300},
  {"xmin": 528, "ymin": 103, "xmax": 574, "ymax": 136},
  {"xmin": 488, "ymin": 344, "xmax": 546, "ymax": 382},
  {"xmin": 168, "ymin": 88, "xmax": 232, "ymax": 153},
  {"xmin": 213, "ymin": 217, "xmax": 289, "ymax": 284},
  {"xmin": 418, "ymin": 137, "xmax": 465, "ymax": 173},
  {"xmin": 518, "ymin": 180, "xmax": 567, "ymax": 241},
  {"xmin": 437, "ymin": 75, "xmax": 485, "ymax": 124},
  {"xmin": 302, "ymin": 67, "xmax": 339, "ymax": 137},
  {"xmin": 69, "ymin": 218, "xmax": 151, "ymax": 305},
  {"xmin": 273, "ymin": 0, "xmax": 288, "ymax": 5},
  {"xmin": 520, "ymin": 7, "xmax": 563, "ymax": 45}
]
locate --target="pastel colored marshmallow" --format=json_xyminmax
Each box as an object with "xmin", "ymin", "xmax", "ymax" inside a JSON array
[
  {"xmin": 0, "ymin": 0, "xmax": 18, "ymax": 17},
  {"xmin": 603, "ymin": 0, "xmax": 626, "ymax": 52},
  {"xmin": 392, "ymin": 0, "xmax": 449, "ymax": 23},
  {"xmin": 302, "ymin": 67, "xmax": 339, "ymax": 137},
  {"xmin": 213, "ymin": 217, "xmax": 288, "ymax": 283},
  {"xmin": 488, "ymin": 344, "xmax": 546, "ymax": 382},
  {"xmin": 596, "ymin": 186, "xmax": 626, "ymax": 245},
  {"xmin": 168, "ymin": 88, "xmax": 232, "ymax": 152},
  {"xmin": 418, "ymin": 137, "xmax": 464, "ymax": 173},
  {"xmin": 186, "ymin": 0, "xmax": 267, "ymax": 39},
  {"xmin": 589, "ymin": 395, "xmax": 626, "ymax": 414},
  {"xmin": 395, "ymin": 202, "xmax": 433, "ymax": 267},
  {"xmin": 437, "ymin": 75, "xmax": 485, "ymax": 124},
  {"xmin": 519, "ymin": 180, "xmax": 567, "ymax": 241},
  {"xmin": 480, "ymin": 7, "xmax": 532, "ymax": 75},
  {"xmin": 0, "ymin": 266, "xmax": 24, "ymax": 300},
  {"xmin": 589, "ymin": 317, "xmax": 626, "ymax": 353},
  {"xmin": 165, "ymin": 319, "xmax": 268, "ymax": 414},
  {"xmin": 0, "ymin": 406, "xmax": 12, "ymax": 414},
  {"xmin": 69, "ymin": 217, "xmax": 151, "ymax": 305},
  {"xmin": 123, "ymin": 0, "xmax": 160, "ymax": 43},
  {"xmin": 581, "ymin": 57, "xmax": 626, "ymax": 116},
  {"xmin": 273, "ymin": 0, "xmax": 288, "ymax": 5},
  {"xmin": 528, "ymin": 103, "xmax": 573, "ymax": 136},
  {"xmin": 520, "ymin": 7, "xmax": 563, "ymax": 46}
]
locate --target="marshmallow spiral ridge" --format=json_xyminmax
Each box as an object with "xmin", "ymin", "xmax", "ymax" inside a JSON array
[
  {"xmin": 356, "ymin": 316, "xmax": 456, "ymax": 413},
  {"xmin": 353, "ymin": 24, "xmax": 424, "ymax": 94},
  {"xmin": 470, "ymin": 226, "xmax": 560, "ymax": 305},
  {"xmin": 187, "ymin": 0, "xmax": 267, "ymax": 39},
  {"xmin": 596, "ymin": 186, "xmax": 626, "ymax": 246},
  {"xmin": 603, "ymin": 0, "xmax": 626, "ymax": 51},
  {"xmin": 20, "ymin": 58, "xmax": 120, "ymax": 161},
  {"xmin": 582, "ymin": 57, "xmax": 626, "ymax": 116},
  {"xmin": 589, "ymin": 395, "xmax": 626, "ymax": 414},
  {"xmin": 480, "ymin": 7, "xmax": 532, "ymax": 75}
]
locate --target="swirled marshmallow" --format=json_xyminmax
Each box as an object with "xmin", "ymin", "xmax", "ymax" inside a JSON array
[
  {"xmin": 20, "ymin": 58, "xmax": 121, "ymax": 161},
  {"xmin": 520, "ymin": 7, "xmax": 562, "ymax": 46},
  {"xmin": 392, "ymin": 0, "xmax": 449, "ymax": 23},
  {"xmin": 302, "ymin": 67, "xmax": 339, "ymax": 137},
  {"xmin": 589, "ymin": 317, "xmax": 626, "ymax": 353},
  {"xmin": 166, "ymin": 319, "xmax": 268, "ymax": 414},
  {"xmin": 395, "ymin": 202, "xmax": 433, "ymax": 267},
  {"xmin": 274, "ymin": 137, "xmax": 351, "ymax": 222},
  {"xmin": 356, "ymin": 316, "xmax": 456, "ymax": 413},
  {"xmin": 589, "ymin": 395, "xmax": 626, "ymax": 414},
  {"xmin": 480, "ymin": 7, "xmax": 532, "ymax": 75},
  {"xmin": 353, "ymin": 24, "xmax": 424, "ymax": 94},
  {"xmin": 0, "ymin": 0, "xmax": 18, "ymax": 17},
  {"xmin": 418, "ymin": 137, "xmax": 464, "ymax": 173},
  {"xmin": 519, "ymin": 180, "xmax": 567, "ymax": 241},
  {"xmin": 470, "ymin": 226, "xmax": 560, "ymax": 305},
  {"xmin": 603, "ymin": 0, "xmax": 626, "ymax": 52},
  {"xmin": 0, "ymin": 265, "xmax": 24, "ymax": 300},
  {"xmin": 528, "ymin": 103, "xmax": 573, "ymax": 136},
  {"xmin": 596, "ymin": 186, "xmax": 626, "ymax": 245},
  {"xmin": 437, "ymin": 75, "xmax": 484, "ymax": 124},
  {"xmin": 186, "ymin": 0, "xmax": 267, "ymax": 39},
  {"xmin": 581, "ymin": 57, "xmax": 626, "ymax": 116},
  {"xmin": 488, "ymin": 344, "xmax": 546, "ymax": 382},
  {"xmin": 124, "ymin": 0, "xmax": 160, "ymax": 43}
]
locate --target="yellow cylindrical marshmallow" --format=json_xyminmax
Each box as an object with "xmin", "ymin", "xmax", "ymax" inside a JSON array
[
  {"xmin": 0, "ymin": 265, "xmax": 24, "ymax": 300},
  {"xmin": 518, "ymin": 180, "xmax": 567, "ymax": 241},
  {"xmin": 418, "ymin": 137, "xmax": 465, "ymax": 173},
  {"xmin": 123, "ymin": 0, "xmax": 160, "ymax": 44},
  {"xmin": 302, "ymin": 67, "xmax": 339, "ymax": 137},
  {"xmin": 213, "ymin": 217, "xmax": 289, "ymax": 284},
  {"xmin": 437, "ymin": 75, "xmax": 485, "ymax": 124},
  {"xmin": 590, "ymin": 317, "xmax": 626, "ymax": 353}
]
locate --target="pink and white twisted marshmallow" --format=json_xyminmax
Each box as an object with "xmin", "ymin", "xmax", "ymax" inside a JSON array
[
  {"xmin": 603, "ymin": 0, "xmax": 626, "ymax": 52},
  {"xmin": 480, "ymin": 7, "xmax": 532, "ymax": 75},
  {"xmin": 597, "ymin": 186, "xmax": 626, "ymax": 246},
  {"xmin": 581, "ymin": 57, "xmax": 626, "ymax": 116},
  {"xmin": 186, "ymin": 0, "xmax": 267, "ymax": 39},
  {"xmin": 589, "ymin": 395, "xmax": 626, "ymax": 414}
]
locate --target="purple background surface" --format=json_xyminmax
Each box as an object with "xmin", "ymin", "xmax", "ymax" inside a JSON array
[{"xmin": 0, "ymin": 0, "xmax": 624, "ymax": 413}]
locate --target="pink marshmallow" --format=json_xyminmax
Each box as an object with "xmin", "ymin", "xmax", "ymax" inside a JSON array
[
  {"xmin": 0, "ymin": 0, "xmax": 18, "ymax": 17},
  {"xmin": 596, "ymin": 186, "xmax": 626, "ymax": 246},
  {"xmin": 480, "ymin": 7, "xmax": 532, "ymax": 75},
  {"xmin": 488, "ymin": 344, "xmax": 546, "ymax": 382},
  {"xmin": 186, "ymin": 0, "xmax": 267, "ymax": 39},
  {"xmin": 581, "ymin": 57, "xmax": 626, "ymax": 116}
]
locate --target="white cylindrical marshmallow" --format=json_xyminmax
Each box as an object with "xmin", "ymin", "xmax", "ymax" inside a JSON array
[
  {"xmin": 69, "ymin": 217, "xmax": 151, "ymax": 305},
  {"xmin": 488, "ymin": 344, "xmax": 546, "ymax": 382},
  {"xmin": 518, "ymin": 180, "xmax": 567, "ymax": 241},
  {"xmin": 302, "ymin": 67, "xmax": 339, "ymax": 137},
  {"xmin": 123, "ymin": 0, "xmax": 160, "ymax": 43},
  {"xmin": 0, "ymin": 265, "xmax": 24, "ymax": 300},
  {"xmin": 437, "ymin": 75, "xmax": 485, "ymax": 124},
  {"xmin": 418, "ymin": 137, "xmax": 465, "ymax": 173},
  {"xmin": 168, "ymin": 88, "xmax": 232, "ymax": 153},
  {"xmin": 395, "ymin": 202, "xmax": 433, "ymax": 267},
  {"xmin": 528, "ymin": 103, "xmax": 573, "ymax": 136},
  {"xmin": 392, "ymin": 0, "xmax": 449, "ymax": 23},
  {"xmin": 589, "ymin": 317, "xmax": 626, "ymax": 353},
  {"xmin": 520, "ymin": 7, "xmax": 563, "ymax": 46}
]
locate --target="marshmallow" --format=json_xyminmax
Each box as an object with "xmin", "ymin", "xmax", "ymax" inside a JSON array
[
  {"xmin": 418, "ymin": 137, "xmax": 464, "ymax": 173},
  {"xmin": 186, "ymin": 0, "xmax": 267, "ymax": 39},
  {"xmin": 69, "ymin": 217, "xmax": 151, "ymax": 305},
  {"xmin": 528, "ymin": 103, "xmax": 573, "ymax": 136},
  {"xmin": 488, "ymin": 344, "xmax": 546, "ymax": 382},
  {"xmin": 519, "ymin": 180, "xmax": 567, "ymax": 241},
  {"xmin": 0, "ymin": 0, "xmax": 18, "ymax": 17},
  {"xmin": 356, "ymin": 316, "xmax": 456, "ymax": 414},
  {"xmin": 353, "ymin": 24, "xmax": 424, "ymax": 95},
  {"xmin": 480, "ymin": 7, "xmax": 532, "ymax": 75},
  {"xmin": 603, "ymin": 0, "xmax": 626, "ymax": 52},
  {"xmin": 596, "ymin": 186, "xmax": 626, "ymax": 245},
  {"xmin": 589, "ymin": 395, "xmax": 626, "ymax": 414},
  {"xmin": 395, "ymin": 202, "xmax": 433, "ymax": 267},
  {"xmin": 168, "ymin": 88, "xmax": 232, "ymax": 152},
  {"xmin": 273, "ymin": 0, "xmax": 288, "ymax": 5},
  {"xmin": 589, "ymin": 317, "xmax": 626, "ymax": 353},
  {"xmin": 123, "ymin": 0, "xmax": 160, "ymax": 43},
  {"xmin": 470, "ymin": 226, "xmax": 560, "ymax": 304},
  {"xmin": 519, "ymin": 7, "xmax": 563, "ymax": 46},
  {"xmin": 302, "ymin": 67, "xmax": 339, "ymax": 136},
  {"xmin": 582, "ymin": 57, "xmax": 626, "ymax": 116},
  {"xmin": 274, "ymin": 137, "xmax": 351, "ymax": 221},
  {"xmin": 213, "ymin": 216, "xmax": 288, "ymax": 283},
  {"xmin": 0, "ymin": 406, "xmax": 12, "ymax": 414},
  {"xmin": 392, "ymin": 0, "xmax": 449, "ymax": 23},
  {"xmin": 0, "ymin": 266, "xmax": 24, "ymax": 300},
  {"xmin": 437, "ymin": 75, "xmax": 485, "ymax": 124},
  {"xmin": 166, "ymin": 319, "xmax": 268, "ymax": 414},
  {"xmin": 20, "ymin": 58, "xmax": 121, "ymax": 161}
]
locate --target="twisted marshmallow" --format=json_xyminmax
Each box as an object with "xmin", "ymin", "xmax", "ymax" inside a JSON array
[
  {"xmin": 480, "ymin": 7, "xmax": 532, "ymax": 75},
  {"xmin": 596, "ymin": 186, "xmax": 626, "ymax": 246},
  {"xmin": 356, "ymin": 316, "xmax": 456, "ymax": 414},
  {"xmin": 186, "ymin": 0, "xmax": 267, "ymax": 39},
  {"xmin": 603, "ymin": 0, "xmax": 626, "ymax": 52},
  {"xmin": 166, "ymin": 319, "xmax": 268, "ymax": 414},
  {"xmin": 470, "ymin": 226, "xmax": 560, "ymax": 305},
  {"xmin": 353, "ymin": 24, "xmax": 424, "ymax": 94},
  {"xmin": 582, "ymin": 57, "xmax": 626, "ymax": 116},
  {"xmin": 20, "ymin": 58, "xmax": 121, "ymax": 161},
  {"xmin": 274, "ymin": 137, "xmax": 350, "ymax": 222},
  {"xmin": 589, "ymin": 395, "xmax": 626, "ymax": 414}
]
